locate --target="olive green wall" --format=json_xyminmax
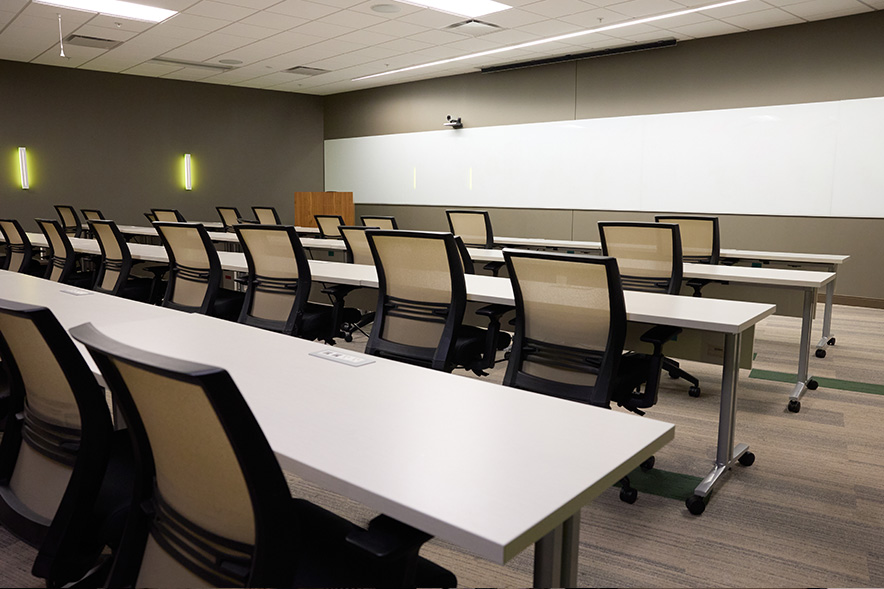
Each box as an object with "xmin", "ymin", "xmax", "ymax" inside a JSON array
[
  {"xmin": 1, "ymin": 59, "xmax": 323, "ymax": 228},
  {"xmin": 325, "ymin": 11, "xmax": 884, "ymax": 302}
]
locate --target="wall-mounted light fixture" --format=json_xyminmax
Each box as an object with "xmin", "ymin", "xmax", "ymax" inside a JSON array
[
  {"xmin": 18, "ymin": 147, "xmax": 29, "ymax": 190},
  {"xmin": 184, "ymin": 153, "xmax": 192, "ymax": 190}
]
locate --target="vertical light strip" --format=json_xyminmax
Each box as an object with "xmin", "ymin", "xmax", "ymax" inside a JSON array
[
  {"xmin": 18, "ymin": 147, "xmax": 29, "ymax": 190},
  {"xmin": 469, "ymin": 167, "xmax": 472, "ymax": 190},
  {"xmin": 184, "ymin": 153, "xmax": 192, "ymax": 190},
  {"xmin": 413, "ymin": 166, "xmax": 417, "ymax": 189}
]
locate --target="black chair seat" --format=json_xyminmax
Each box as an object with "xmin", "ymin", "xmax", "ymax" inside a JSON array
[
  {"xmin": 299, "ymin": 302, "xmax": 336, "ymax": 340},
  {"xmin": 116, "ymin": 276, "xmax": 154, "ymax": 302},
  {"xmin": 211, "ymin": 288, "xmax": 245, "ymax": 321}
]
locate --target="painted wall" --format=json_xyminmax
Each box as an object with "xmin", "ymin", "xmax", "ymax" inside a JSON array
[{"xmin": 1, "ymin": 59, "xmax": 324, "ymax": 228}]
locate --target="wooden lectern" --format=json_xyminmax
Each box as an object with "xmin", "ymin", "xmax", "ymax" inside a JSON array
[{"xmin": 294, "ymin": 191, "xmax": 354, "ymax": 227}]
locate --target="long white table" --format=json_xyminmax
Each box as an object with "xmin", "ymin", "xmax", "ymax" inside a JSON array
[{"xmin": 0, "ymin": 270, "xmax": 673, "ymax": 587}]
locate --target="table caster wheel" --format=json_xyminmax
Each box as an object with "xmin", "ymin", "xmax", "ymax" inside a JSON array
[
  {"xmin": 807, "ymin": 379, "xmax": 819, "ymax": 390},
  {"xmin": 788, "ymin": 399, "xmax": 801, "ymax": 413},
  {"xmin": 827, "ymin": 337, "xmax": 836, "ymax": 345},
  {"xmin": 620, "ymin": 486, "xmax": 638, "ymax": 504},
  {"xmin": 686, "ymin": 495, "xmax": 706, "ymax": 515},
  {"xmin": 815, "ymin": 348, "xmax": 826, "ymax": 358},
  {"xmin": 688, "ymin": 386, "xmax": 701, "ymax": 398},
  {"xmin": 738, "ymin": 452, "xmax": 755, "ymax": 466},
  {"xmin": 640, "ymin": 456, "xmax": 655, "ymax": 472}
]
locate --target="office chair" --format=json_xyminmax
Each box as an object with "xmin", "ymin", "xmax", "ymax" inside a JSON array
[
  {"xmin": 314, "ymin": 214, "xmax": 345, "ymax": 239},
  {"xmin": 655, "ymin": 215, "xmax": 721, "ymax": 297},
  {"xmin": 361, "ymin": 215, "xmax": 398, "ymax": 230},
  {"xmin": 445, "ymin": 209, "xmax": 504, "ymax": 276},
  {"xmin": 252, "ymin": 206, "xmax": 281, "ymax": 225},
  {"xmin": 599, "ymin": 221, "xmax": 702, "ymax": 397},
  {"xmin": 234, "ymin": 224, "xmax": 342, "ymax": 342},
  {"xmin": 53, "ymin": 205, "xmax": 82, "ymax": 238},
  {"xmin": 364, "ymin": 230, "xmax": 507, "ymax": 375},
  {"xmin": 0, "ymin": 300, "xmax": 134, "ymax": 587},
  {"xmin": 216, "ymin": 206, "xmax": 244, "ymax": 232},
  {"xmin": 89, "ymin": 220, "xmax": 161, "ymax": 303},
  {"xmin": 0, "ymin": 219, "xmax": 45, "ymax": 276},
  {"xmin": 502, "ymin": 251, "xmax": 677, "ymax": 502},
  {"xmin": 143, "ymin": 212, "xmax": 157, "ymax": 223},
  {"xmin": 80, "ymin": 209, "xmax": 106, "ymax": 222},
  {"xmin": 151, "ymin": 208, "xmax": 186, "ymax": 222},
  {"xmin": 154, "ymin": 222, "xmax": 244, "ymax": 320},
  {"xmin": 337, "ymin": 226, "xmax": 381, "ymax": 340},
  {"xmin": 70, "ymin": 322, "xmax": 457, "ymax": 589},
  {"xmin": 35, "ymin": 218, "xmax": 94, "ymax": 287}
]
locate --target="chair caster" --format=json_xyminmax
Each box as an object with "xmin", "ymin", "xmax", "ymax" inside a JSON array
[
  {"xmin": 686, "ymin": 494, "xmax": 706, "ymax": 515},
  {"xmin": 788, "ymin": 399, "xmax": 801, "ymax": 413},
  {"xmin": 827, "ymin": 337, "xmax": 836, "ymax": 345},
  {"xmin": 619, "ymin": 486, "xmax": 638, "ymax": 504},
  {"xmin": 639, "ymin": 456, "xmax": 655, "ymax": 472},
  {"xmin": 344, "ymin": 333, "xmax": 353, "ymax": 343},
  {"xmin": 688, "ymin": 386, "xmax": 701, "ymax": 398},
  {"xmin": 738, "ymin": 451, "xmax": 755, "ymax": 467},
  {"xmin": 807, "ymin": 379, "xmax": 819, "ymax": 390},
  {"xmin": 815, "ymin": 348, "xmax": 826, "ymax": 358}
]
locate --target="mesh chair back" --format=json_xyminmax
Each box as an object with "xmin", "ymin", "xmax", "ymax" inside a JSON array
[
  {"xmin": 655, "ymin": 215, "xmax": 720, "ymax": 264},
  {"xmin": 360, "ymin": 216, "xmax": 398, "ymax": 230},
  {"xmin": 252, "ymin": 207, "xmax": 280, "ymax": 225},
  {"xmin": 36, "ymin": 219, "xmax": 76, "ymax": 283},
  {"xmin": 152, "ymin": 209, "xmax": 186, "ymax": 223},
  {"xmin": 70, "ymin": 323, "xmax": 291, "ymax": 588},
  {"xmin": 339, "ymin": 226, "xmax": 376, "ymax": 265},
  {"xmin": 234, "ymin": 225, "xmax": 311, "ymax": 333},
  {"xmin": 503, "ymin": 252, "xmax": 627, "ymax": 405},
  {"xmin": 315, "ymin": 215, "xmax": 344, "ymax": 239},
  {"xmin": 0, "ymin": 219, "xmax": 34, "ymax": 272},
  {"xmin": 452, "ymin": 235, "xmax": 475, "ymax": 275},
  {"xmin": 155, "ymin": 223, "xmax": 220, "ymax": 313},
  {"xmin": 80, "ymin": 209, "xmax": 105, "ymax": 221},
  {"xmin": 365, "ymin": 230, "xmax": 466, "ymax": 370},
  {"xmin": 90, "ymin": 220, "xmax": 132, "ymax": 295},
  {"xmin": 0, "ymin": 301, "xmax": 111, "ymax": 553},
  {"xmin": 216, "ymin": 207, "xmax": 241, "ymax": 232},
  {"xmin": 53, "ymin": 205, "xmax": 81, "ymax": 238},
  {"xmin": 144, "ymin": 212, "xmax": 157, "ymax": 223},
  {"xmin": 598, "ymin": 222, "xmax": 683, "ymax": 294},
  {"xmin": 445, "ymin": 210, "xmax": 494, "ymax": 249}
]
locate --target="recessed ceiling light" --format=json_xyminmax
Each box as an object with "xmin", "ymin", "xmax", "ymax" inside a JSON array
[
  {"xmin": 371, "ymin": 3, "xmax": 401, "ymax": 13},
  {"xmin": 33, "ymin": 0, "xmax": 177, "ymax": 23},
  {"xmin": 396, "ymin": 0, "xmax": 511, "ymax": 18},
  {"xmin": 354, "ymin": 0, "xmax": 749, "ymax": 81}
]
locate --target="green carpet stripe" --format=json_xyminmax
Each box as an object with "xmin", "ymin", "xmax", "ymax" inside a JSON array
[
  {"xmin": 749, "ymin": 369, "xmax": 884, "ymax": 395},
  {"xmin": 619, "ymin": 468, "xmax": 703, "ymax": 501}
]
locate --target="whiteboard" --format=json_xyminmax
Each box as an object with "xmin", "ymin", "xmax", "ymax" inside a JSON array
[{"xmin": 325, "ymin": 96, "xmax": 884, "ymax": 218}]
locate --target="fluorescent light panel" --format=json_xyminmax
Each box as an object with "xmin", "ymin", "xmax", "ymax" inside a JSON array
[
  {"xmin": 33, "ymin": 0, "xmax": 177, "ymax": 23},
  {"xmin": 184, "ymin": 153, "xmax": 192, "ymax": 190},
  {"xmin": 396, "ymin": 0, "xmax": 511, "ymax": 18},
  {"xmin": 18, "ymin": 147, "xmax": 29, "ymax": 190},
  {"xmin": 354, "ymin": 0, "xmax": 749, "ymax": 81}
]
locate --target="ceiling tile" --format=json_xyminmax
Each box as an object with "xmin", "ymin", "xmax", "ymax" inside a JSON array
[
  {"xmin": 33, "ymin": 44, "xmax": 105, "ymax": 67},
  {"xmin": 266, "ymin": 0, "xmax": 341, "ymax": 19},
  {"xmin": 213, "ymin": 0, "xmax": 282, "ymax": 8},
  {"xmin": 363, "ymin": 18, "xmax": 428, "ymax": 37},
  {"xmin": 316, "ymin": 7, "xmax": 386, "ymax": 27},
  {"xmin": 335, "ymin": 28, "xmax": 396, "ymax": 44},
  {"xmin": 218, "ymin": 22, "xmax": 281, "ymax": 38},
  {"xmin": 720, "ymin": 6, "xmax": 805, "ymax": 26},
  {"xmin": 162, "ymin": 66, "xmax": 220, "ymax": 79},
  {"xmin": 290, "ymin": 20, "xmax": 354, "ymax": 37},
  {"xmin": 238, "ymin": 11, "xmax": 308, "ymax": 28},
  {"xmin": 406, "ymin": 28, "xmax": 465, "ymax": 44},
  {"xmin": 522, "ymin": 0, "xmax": 598, "ymax": 18},
  {"xmin": 481, "ymin": 7, "xmax": 549, "ymax": 27},
  {"xmin": 349, "ymin": 0, "xmax": 424, "ymax": 18},
  {"xmin": 185, "ymin": 0, "xmax": 257, "ymax": 20},
  {"xmin": 394, "ymin": 8, "xmax": 464, "ymax": 27},
  {"xmin": 518, "ymin": 17, "xmax": 588, "ymax": 35},
  {"xmin": 696, "ymin": 0, "xmax": 772, "ymax": 17},
  {"xmin": 606, "ymin": 0, "xmax": 687, "ymax": 18},
  {"xmin": 375, "ymin": 36, "xmax": 431, "ymax": 51},
  {"xmin": 560, "ymin": 8, "xmax": 632, "ymax": 27},
  {"xmin": 162, "ymin": 12, "xmax": 230, "ymax": 31},
  {"xmin": 310, "ymin": 0, "xmax": 364, "ymax": 7},
  {"xmin": 125, "ymin": 62, "xmax": 186, "ymax": 75},
  {"xmin": 0, "ymin": 10, "xmax": 19, "ymax": 28},
  {"xmin": 781, "ymin": 0, "xmax": 872, "ymax": 19},
  {"xmin": 669, "ymin": 18, "xmax": 746, "ymax": 35},
  {"xmin": 70, "ymin": 23, "xmax": 140, "ymax": 41}
]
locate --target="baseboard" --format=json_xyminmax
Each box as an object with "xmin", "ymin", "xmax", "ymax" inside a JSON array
[{"xmin": 820, "ymin": 294, "xmax": 884, "ymax": 309}]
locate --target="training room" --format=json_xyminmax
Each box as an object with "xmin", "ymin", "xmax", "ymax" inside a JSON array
[{"xmin": 0, "ymin": 0, "xmax": 882, "ymax": 586}]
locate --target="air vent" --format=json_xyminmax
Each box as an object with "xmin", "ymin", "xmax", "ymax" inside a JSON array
[
  {"xmin": 283, "ymin": 66, "xmax": 329, "ymax": 76},
  {"xmin": 147, "ymin": 57, "xmax": 235, "ymax": 71},
  {"xmin": 445, "ymin": 19, "xmax": 501, "ymax": 36},
  {"xmin": 64, "ymin": 34, "xmax": 122, "ymax": 50}
]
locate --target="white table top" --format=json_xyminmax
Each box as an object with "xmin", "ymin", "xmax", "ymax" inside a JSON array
[
  {"xmin": 114, "ymin": 225, "xmax": 345, "ymax": 251},
  {"xmin": 0, "ymin": 270, "xmax": 674, "ymax": 565}
]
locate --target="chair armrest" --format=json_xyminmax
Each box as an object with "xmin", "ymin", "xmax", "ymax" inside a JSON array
[
  {"xmin": 321, "ymin": 284, "xmax": 359, "ymax": 297},
  {"xmin": 474, "ymin": 303, "xmax": 513, "ymax": 319},
  {"xmin": 482, "ymin": 261, "xmax": 505, "ymax": 276},
  {"xmin": 639, "ymin": 325, "xmax": 682, "ymax": 355},
  {"xmin": 345, "ymin": 514, "xmax": 432, "ymax": 559}
]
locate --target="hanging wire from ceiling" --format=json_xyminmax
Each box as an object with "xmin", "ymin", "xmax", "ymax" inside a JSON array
[{"xmin": 57, "ymin": 13, "xmax": 66, "ymax": 58}]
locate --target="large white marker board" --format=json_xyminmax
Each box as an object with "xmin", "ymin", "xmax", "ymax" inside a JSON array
[{"xmin": 325, "ymin": 96, "xmax": 884, "ymax": 217}]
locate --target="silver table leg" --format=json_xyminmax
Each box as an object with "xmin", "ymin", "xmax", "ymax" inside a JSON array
[
  {"xmin": 788, "ymin": 288, "xmax": 819, "ymax": 413},
  {"xmin": 815, "ymin": 274, "xmax": 836, "ymax": 355},
  {"xmin": 534, "ymin": 513, "xmax": 580, "ymax": 588}
]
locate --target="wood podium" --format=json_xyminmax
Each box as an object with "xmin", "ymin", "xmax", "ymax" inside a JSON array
[{"xmin": 294, "ymin": 191, "xmax": 354, "ymax": 227}]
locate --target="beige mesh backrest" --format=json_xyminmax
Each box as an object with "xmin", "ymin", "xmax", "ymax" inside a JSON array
[
  {"xmin": 56, "ymin": 207, "xmax": 77, "ymax": 231},
  {"xmin": 82, "ymin": 210, "xmax": 103, "ymax": 221},
  {"xmin": 218, "ymin": 208, "xmax": 239, "ymax": 229},
  {"xmin": 158, "ymin": 225, "xmax": 212, "ymax": 308},
  {"xmin": 1, "ymin": 220, "xmax": 26, "ymax": 271},
  {"xmin": 39, "ymin": 221, "xmax": 69, "ymax": 282},
  {"xmin": 664, "ymin": 218, "xmax": 714, "ymax": 260},
  {"xmin": 362, "ymin": 217, "xmax": 396, "ymax": 230},
  {"xmin": 0, "ymin": 312, "xmax": 79, "ymax": 520},
  {"xmin": 154, "ymin": 210, "xmax": 180, "ymax": 222},
  {"xmin": 315, "ymin": 216, "xmax": 343, "ymax": 238},
  {"xmin": 511, "ymin": 255, "xmax": 611, "ymax": 386},
  {"xmin": 253, "ymin": 208, "xmax": 278, "ymax": 225},
  {"xmin": 92, "ymin": 223, "xmax": 125, "ymax": 292},
  {"xmin": 238, "ymin": 228, "xmax": 300, "ymax": 321},
  {"xmin": 340, "ymin": 227, "xmax": 374, "ymax": 265},
  {"xmin": 602, "ymin": 225, "xmax": 674, "ymax": 280},
  {"xmin": 372, "ymin": 234, "xmax": 452, "ymax": 348},
  {"xmin": 447, "ymin": 212, "xmax": 488, "ymax": 247},
  {"xmin": 111, "ymin": 359, "xmax": 255, "ymax": 587}
]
